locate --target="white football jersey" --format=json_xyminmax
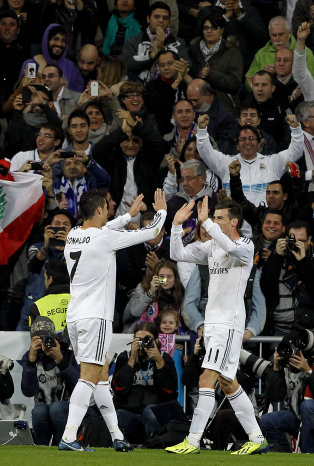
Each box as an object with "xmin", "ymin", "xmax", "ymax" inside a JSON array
[
  {"xmin": 170, "ymin": 218, "xmax": 253, "ymax": 332},
  {"xmin": 65, "ymin": 210, "xmax": 166, "ymax": 322}
]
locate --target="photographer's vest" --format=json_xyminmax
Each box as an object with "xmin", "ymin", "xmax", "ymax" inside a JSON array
[{"xmin": 35, "ymin": 293, "xmax": 70, "ymax": 332}]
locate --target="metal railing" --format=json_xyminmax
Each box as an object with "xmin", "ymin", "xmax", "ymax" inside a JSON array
[{"xmin": 174, "ymin": 335, "xmax": 283, "ymax": 411}]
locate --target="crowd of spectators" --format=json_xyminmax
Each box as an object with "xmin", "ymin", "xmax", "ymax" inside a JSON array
[{"xmin": 0, "ymin": 0, "xmax": 314, "ymax": 453}]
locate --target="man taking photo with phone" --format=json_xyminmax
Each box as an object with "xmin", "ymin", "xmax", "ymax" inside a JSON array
[
  {"xmin": 5, "ymin": 84, "xmax": 62, "ymax": 157},
  {"xmin": 9, "ymin": 123, "xmax": 64, "ymax": 172}
]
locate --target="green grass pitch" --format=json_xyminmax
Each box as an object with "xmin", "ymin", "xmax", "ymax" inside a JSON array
[{"xmin": 1, "ymin": 446, "xmax": 313, "ymax": 466}]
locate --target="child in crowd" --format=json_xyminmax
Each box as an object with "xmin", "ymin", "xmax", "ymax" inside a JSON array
[{"xmin": 155, "ymin": 307, "xmax": 186, "ymax": 407}]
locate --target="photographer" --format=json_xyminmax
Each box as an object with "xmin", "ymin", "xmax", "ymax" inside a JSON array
[
  {"xmin": 259, "ymin": 344, "xmax": 314, "ymax": 453},
  {"xmin": 0, "ymin": 355, "xmax": 15, "ymax": 420},
  {"xmin": 21, "ymin": 316, "xmax": 79, "ymax": 445},
  {"xmin": 112, "ymin": 322, "xmax": 187, "ymax": 444},
  {"xmin": 260, "ymin": 220, "xmax": 314, "ymax": 337}
]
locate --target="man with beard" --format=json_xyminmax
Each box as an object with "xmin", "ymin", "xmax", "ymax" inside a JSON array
[
  {"xmin": 76, "ymin": 44, "xmax": 100, "ymax": 87},
  {"xmin": 20, "ymin": 24, "xmax": 84, "ymax": 92}
]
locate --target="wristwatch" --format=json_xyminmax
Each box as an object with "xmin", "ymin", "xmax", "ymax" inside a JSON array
[{"xmin": 304, "ymin": 369, "xmax": 313, "ymax": 379}]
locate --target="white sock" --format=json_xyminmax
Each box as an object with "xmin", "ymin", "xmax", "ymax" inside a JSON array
[
  {"xmin": 227, "ymin": 386, "xmax": 264, "ymax": 443},
  {"xmin": 94, "ymin": 381, "xmax": 123, "ymax": 441},
  {"xmin": 63, "ymin": 379, "xmax": 95, "ymax": 443},
  {"xmin": 187, "ymin": 388, "xmax": 215, "ymax": 447}
]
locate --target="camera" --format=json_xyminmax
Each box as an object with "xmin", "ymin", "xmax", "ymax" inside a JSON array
[
  {"xmin": 30, "ymin": 161, "xmax": 43, "ymax": 170},
  {"xmin": 49, "ymin": 226, "xmax": 66, "ymax": 247},
  {"xmin": 0, "ymin": 355, "xmax": 14, "ymax": 375},
  {"xmin": 41, "ymin": 336, "xmax": 56, "ymax": 349},
  {"xmin": 138, "ymin": 335, "xmax": 154, "ymax": 349},
  {"xmin": 239, "ymin": 349, "xmax": 272, "ymax": 379},
  {"xmin": 158, "ymin": 278, "xmax": 167, "ymax": 285},
  {"xmin": 277, "ymin": 325, "xmax": 314, "ymax": 370},
  {"xmin": 277, "ymin": 339, "xmax": 300, "ymax": 361},
  {"xmin": 286, "ymin": 233, "xmax": 297, "ymax": 252}
]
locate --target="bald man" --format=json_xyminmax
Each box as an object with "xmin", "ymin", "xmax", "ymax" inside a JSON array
[
  {"xmin": 186, "ymin": 78, "xmax": 237, "ymax": 152},
  {"xmin": 76, "ymin": 44, "xmax": 100, "ymax": 85}
]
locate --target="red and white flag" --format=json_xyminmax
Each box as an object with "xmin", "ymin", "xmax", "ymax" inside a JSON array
[{"xmin": 0, "ymin": 172, "xmax": 45, "ymax": 265}]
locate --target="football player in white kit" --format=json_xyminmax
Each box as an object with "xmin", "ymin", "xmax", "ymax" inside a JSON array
[
  {"xmin": 166, "ymin": 197, "xmax": 268, "ymax": 456},
  {"xmin": 59, "ymin": 188, "xmax": 167, "ymax": 452}
]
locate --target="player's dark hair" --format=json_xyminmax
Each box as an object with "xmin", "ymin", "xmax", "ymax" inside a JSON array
[
  {"xmin": 215, "ymin": 199, "xmax": 243, "ymax": 230},
  {"xmin": 79, "ymin": 189, "xmax": 109, "ymax": 220},
  {"xmin": 44, "ymin": 260, "xmax": 69, "ymax": 286}
]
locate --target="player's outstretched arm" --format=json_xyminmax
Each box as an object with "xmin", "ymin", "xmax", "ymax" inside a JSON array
[
  {"xmin": 173, "ymin": 201, "xmax": 195, "ymax": 226},
  {"xmin": 170, "ymin": 201, "xmax": 208, "ymax": 264},
  {"xmin": 129, "ymin": 194, "xmax": 145, "ymax": 217},
  {"xmin": 110, "ymin": 190, "xmax": 167, "ymax": 250},
  {"xmin": 197, "ymin": 196, "xmax": 209, "ymax": 223},
  {"xmin": 152, "ymin": 188, "xmax": 167, "ymax": 212}
]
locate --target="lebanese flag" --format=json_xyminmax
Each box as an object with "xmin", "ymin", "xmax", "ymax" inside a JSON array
[{"xmin": 0, "ymin": 172, "xmax": 45, "ymax": 265}]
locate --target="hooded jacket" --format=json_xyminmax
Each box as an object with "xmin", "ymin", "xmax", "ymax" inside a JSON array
[{"xmin": 19, "ymin": 23, "xmax": 84, "ymax": 92}]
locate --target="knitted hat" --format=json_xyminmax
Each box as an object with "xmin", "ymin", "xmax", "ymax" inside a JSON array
[{"xmin": 30, "ymin": 316, "xmax": 55, "ymax": 339}]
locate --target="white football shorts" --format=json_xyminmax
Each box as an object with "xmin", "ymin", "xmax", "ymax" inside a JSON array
[
  {"xmin": 67, "ymin": 318, "xmax": 112, "ymax": 365},
  {"xmin": 202, "ymin": 324, "xmax": 243, "ymax": 381}
]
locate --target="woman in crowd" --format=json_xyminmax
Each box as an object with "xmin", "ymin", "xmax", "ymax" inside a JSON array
[
  {"xmin": 97, "ymin": 54, "xmax": 127, "ymax": 90},
  {"xmin": 83, "ymin": 100, "xmax": 119, "ymax": 143},
  {"xmin": 122, "ymin": 260, "xmax": 184, "ymax": 334},
  {"xmin": 102, "ymin": 0, "xmax": 142, "ymax": 56},
  {"xmin": 189, "ymin": 6, "xmax": 243, "ymax": 109}
]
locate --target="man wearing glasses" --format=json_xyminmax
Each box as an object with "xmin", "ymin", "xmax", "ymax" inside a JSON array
[
  {"xmin": 42, "ymin": 64, "xmax": 80, "ymax": 121},
  {"xmin": 9, "ymin": 123, "xmax": 64, "ymax": 172},
  {"xmin": 197, "ymin": 113, "xmax": 303, "ymax": 236}
]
